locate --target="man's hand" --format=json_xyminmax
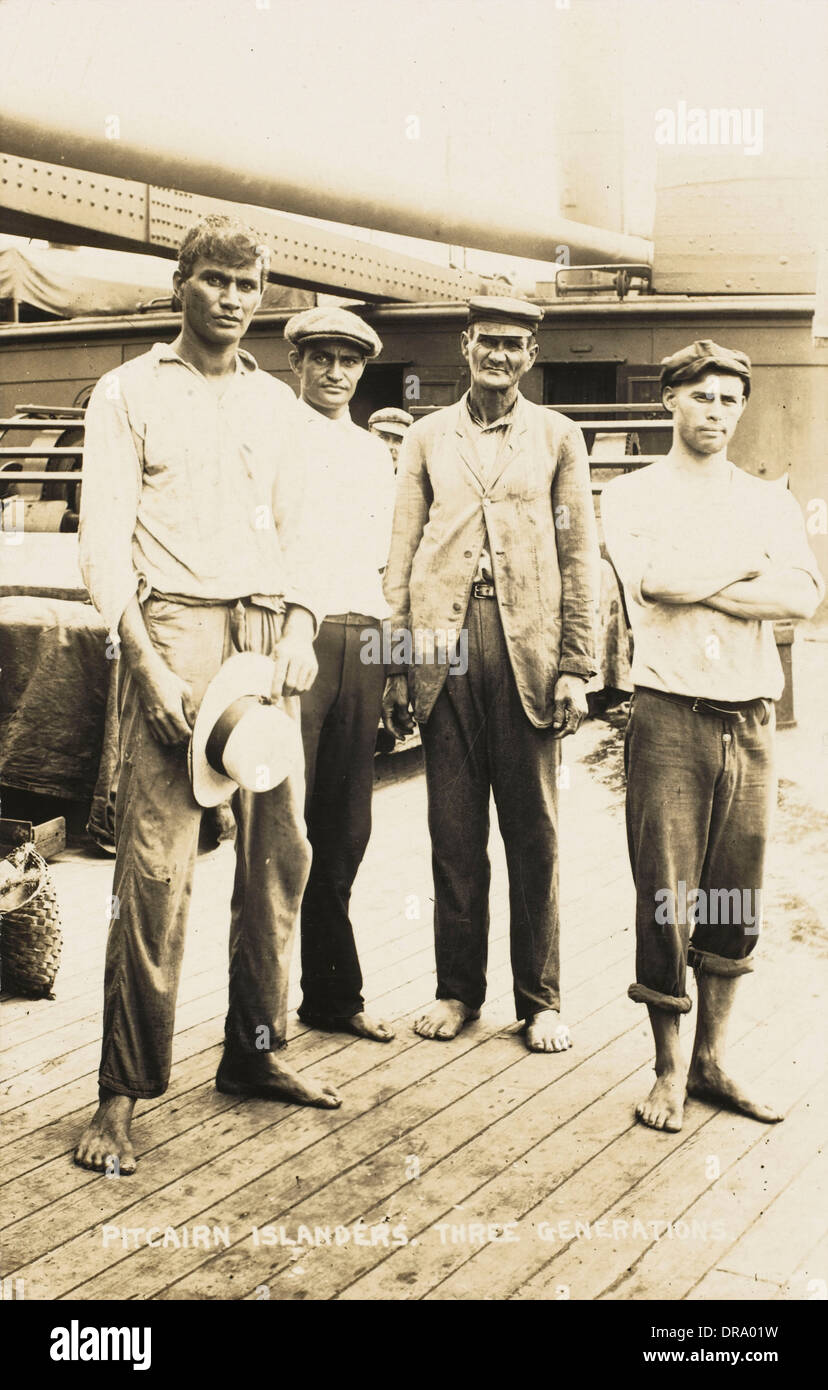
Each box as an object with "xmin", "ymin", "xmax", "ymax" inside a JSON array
[
  {"xmin": 551, "ymin": 674, "xmax": 589, "ymax": 739},
  {"xmin": 382, "ymin": 674, "xmax": 416, "ymax": 741},
  {"xmin": 117, "ymin": 596, "xmax": 195, "ymax": 745},
  {"xmin": 272, "ymin": 605, "xmax": 318, "ymax": 698},
  {"xmin": 135, "ymin": 663, "xmax": 196, "ymax": 746}
]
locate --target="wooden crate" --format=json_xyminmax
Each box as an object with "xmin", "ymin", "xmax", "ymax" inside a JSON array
[{"xmin": 0, "ymin": 816, "xmax": 66, "ymax": 861}]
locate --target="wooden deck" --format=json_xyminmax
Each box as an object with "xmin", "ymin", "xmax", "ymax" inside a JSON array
[{"xmin": 2, "ymin": 714, "xmax": 827, "ymax": 1303}]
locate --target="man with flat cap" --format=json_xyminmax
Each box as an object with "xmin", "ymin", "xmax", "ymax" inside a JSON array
[
  {"xmin": 285, "ymin": 306, "xmax": 397, "ymax": 1042},
  {"xmin": 383, "ymin": 296, "xmax": 600, "ymax": 1051},
  {"xmin": 368, "ymin": 407, "xmax": 414, "ymax": 471},
  {"xmin": 602, "ymin": 339, "xmax": 823, "ymax": 1133}
]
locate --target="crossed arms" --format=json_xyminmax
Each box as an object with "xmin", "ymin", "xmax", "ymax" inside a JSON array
[
  {"xmin": 601, "ymin": 481, "xmax": 822, "ymax": 624},
  {"xmin": 640, "ymin": 545, "xmax": 820, "ymax": 621}
]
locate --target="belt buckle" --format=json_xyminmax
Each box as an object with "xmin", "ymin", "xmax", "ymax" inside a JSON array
[
  {"xmin": 693, "ymin": 695, "xmax": 745, "ymax": 722},
  {"xmin": 472, "ymin": 580, "xmax": 495, "ymax": 599}
]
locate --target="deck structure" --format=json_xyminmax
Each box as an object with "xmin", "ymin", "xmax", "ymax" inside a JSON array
[{"xmin": 1, "ymin": 703, "xmax": 826, "ymax": 1303}]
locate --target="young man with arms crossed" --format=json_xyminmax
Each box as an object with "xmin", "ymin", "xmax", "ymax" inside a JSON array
[{"xmin": 602, "ymin": 340, "xmax": 823, "ymax": 1132}]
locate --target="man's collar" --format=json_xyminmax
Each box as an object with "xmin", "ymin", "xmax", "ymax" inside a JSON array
[
  {"xmin": 464, "ymin": 389, "xmax": 521, "ymax": 430},
  {"xmin": 152, "ymin": 342, "xmax": 258, "ymax": 373},
  {"xmin": 296, "ymin": 396, "xmax": 352, "ymax": 427}
]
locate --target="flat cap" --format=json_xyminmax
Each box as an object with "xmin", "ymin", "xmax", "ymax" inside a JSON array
[
  {"xmin": 368, "ymin": 407, "xmax": 414, "ymax": 436},
  {"xmin": 660, "ymin": 339, "xmax": 751, "ymax": 397},
  {"xmin": 284, "ymin": 306, "xmax": 382, "ymax": 359},
  {"xmin": 466, "ymin": 295, "xmax": 544, "ymax": 334}
]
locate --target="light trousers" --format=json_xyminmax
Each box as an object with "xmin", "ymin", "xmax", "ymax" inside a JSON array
[{"xmin": 99, "ymin": 597, "xmax": 310, "ymax": 1098}]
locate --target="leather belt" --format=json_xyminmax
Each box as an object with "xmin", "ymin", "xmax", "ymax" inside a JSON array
[
  {"xmin": 636, "ymin": 686, "xmax": 770, "ymax": 723},
  {"xmin": 324, "ymin": 613, "xmax": 380, "ymax": 626},
  {"xmin": 471, "ymin": 581, "xmax": 496, "ymax": 599},
  {"xmin": 151, "ymin": 591, "xmax": 260, "ymax": 608}
]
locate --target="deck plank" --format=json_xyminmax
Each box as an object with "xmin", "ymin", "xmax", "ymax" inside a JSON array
[
  {"xmin": 686, "ymin": 1269, "xmax": 780, "ymax": 1300},
  {"xmin": 3, "ymin": 721, "xmax": 825, "ymax": 1304},
  {"xmin": 602, "ymin": 1083, "xmax": 828, "ymax": 1301},
  {"xmin": 432, "ymin": 1005, "xmax": 824, "ymax": 1300},
  {"xmin": 8, "ymin": 929, "xmax": 632, "ymax": 1296},
  {"xmin": 712, "ymin": 1146, "xmax": 828, "ymax": 1286},
  {"xmin": 776, "ymin": 1231, "xmax": 828, "ymax": 1301}
]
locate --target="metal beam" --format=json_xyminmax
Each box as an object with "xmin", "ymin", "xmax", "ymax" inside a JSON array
[
  {"xmin": 0, "ymin": 112, "xmax": 654, "ymax": 268},
  {"xmin": 0, "ymin": 153, "xmax": 485, "ymax": 303}
]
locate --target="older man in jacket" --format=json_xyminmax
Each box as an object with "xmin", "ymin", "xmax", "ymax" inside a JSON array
[{"xmin": 383, "ymin": 296, "xmax": 599, "ymax": 1051}]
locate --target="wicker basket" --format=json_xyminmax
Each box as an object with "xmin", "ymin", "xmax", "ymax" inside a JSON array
[{"xmin": 0, "ymin": 844, "xmax": 63, "ymax": 999}]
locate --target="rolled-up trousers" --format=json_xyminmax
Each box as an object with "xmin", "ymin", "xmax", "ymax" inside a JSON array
[
  {"xmin": 99, "ymin": 596, "xmax": 310, "ymax": 1099},
  {"xmin": 420, "ymin": 596, "xmax": 562, "ymax": 1021},
  {"xmin": 298, "ymin": 615, "xmax": 385, "ymax": 1020},
  {"xmin": 624, "ymin": 686, "xmax": 775, "ymax": 1014}
]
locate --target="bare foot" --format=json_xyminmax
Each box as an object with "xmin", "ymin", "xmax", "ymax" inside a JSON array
[
  {"xmin": 74, "ymin": 1091, "xmax": 137, "ymax": 1174},
  {"xmin": 687, "ymin": 1059, "xmax": 783, "ymax": 1123},
  {"xmin": 413, "ymin": 999, "xmax": 479, "ymax": 1040},
  {"xmin": 299, "ymin": 1010, "xmax": 395, "ymax": 1043},
  {"xmin": 347, "ymin": 1012, "xmax": 395, "ymax": 1042},
  {"xmin": 264, "ymin": 1058, "xmax": 342, "ymax": 1108},
  {"xmin": 525, "ymin": 1010, "xmax": 571, "ymax": 1053},
  {"xmin": 636, "ymin": 1069, "xmax": 686, "ymax": 1132},
  {"xmin": 216, "ymin": 1051, "xmax": 341, "ymax": 1108}
]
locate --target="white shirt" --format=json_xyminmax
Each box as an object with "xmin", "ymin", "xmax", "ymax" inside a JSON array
[
  {"xmin": 601, "ymin": 459, "xmax": 824, "ymax": 701},
  {"xmin": 79, "ymin": 344, "xmax": 323, "ymax": 635},
  {"xmin": 464, "ymin": 392, "xmax": 517, "ymax": 586},
  {"xmin": 297, "ymin": 397, "xmax": 395, "ymax": 620}
]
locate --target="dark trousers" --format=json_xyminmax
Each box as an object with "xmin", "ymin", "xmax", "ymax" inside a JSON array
[
  {"xmin": 101, "ymin": 598, "xmax": 310, "ymax": 1099},
  {"xmin": 298, "ymin": 615, "xmax": 385, "ymax": 1020},
  {"xmin": 624, "ymin": 687, "xmax": 776, "ymax": 1013},
  {"xmin": 420, "ymin": 596, "xmax": 562, "ymax": 1020}
]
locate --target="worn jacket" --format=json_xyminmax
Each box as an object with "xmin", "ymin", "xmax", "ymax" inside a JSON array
[{"xmin": 383, "ymin": 391, "xmax": 600, "ymax": 726}]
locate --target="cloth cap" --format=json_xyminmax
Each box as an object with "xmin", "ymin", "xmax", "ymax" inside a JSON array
[
  {"xmin": 284, "ymin": 307, "xmax": 382, "ymax": 359},
  {"xmin": 368, "ymin": 407, "xmax": 414, "ymax": 436},
  {"xmin": 659, "ymin": 339, "xmax": 751, "ymax": 397},
  {"xmin": 466, "ymin": 295, "xmax": 544, "ymax": 336}
]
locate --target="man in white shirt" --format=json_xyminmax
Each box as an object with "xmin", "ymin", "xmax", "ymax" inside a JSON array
[
  {"xmin": 285, "ymin": 308, "xmax": 397, "ymax": 1042},
  {"xmin": 74, "ymin": 217, "xmax": 342, "ymax": 1177},
  {"xmin": 602, "ymin": 339, "xmax": 823, "ymax": 1134}
]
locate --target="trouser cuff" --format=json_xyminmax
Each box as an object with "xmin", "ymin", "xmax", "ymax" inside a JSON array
[
  {"xmin": 99, "ymin": 1074, "xmax": 165, "ymax": 1101},
  {"xmin": 298, "ymin": 1003, "xmax": 364, "ymax": 1026},
  {"xmin": 437, "ymin": 986, "xmax": 485, "ymax": 1012},
  {"xmin": 688, "ymin": 947, "xmax": 755, "ymax": 978},
  {"xmin": 223, "ymin": 1032, "xmax": 288, "ymax": 1054},
  {"xmin": 628, "ymin": 984, "xmax": 693, "ymax": 1013}
]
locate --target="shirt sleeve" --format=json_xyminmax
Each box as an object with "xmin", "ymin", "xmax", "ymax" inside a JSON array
[
  {"xmin": 767, "ymin": 487, "xmax": 826, "ymax": 601},
  {"xmin": 373, "ymin": 439, "xmax": 397, "ymax": 575},
  {"xmin": 78, "ymin": 372, "xmax": 143, "ymax": 636},
  {"xmin": 553, "ymin": 422, "xmax": 601, "ymax": 678},
  {"xmin": 271, "ymin": 398, "xmax": 326, "ymax": 632},
  {"xmin": 600, "ymin": 475, "xmax": 663, "ymax": 608}
]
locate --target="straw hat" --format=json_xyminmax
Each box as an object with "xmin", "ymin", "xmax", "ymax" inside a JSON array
[{"xmin": 188, "ymin": 652, "xmax": 303, "ymax": 808}]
